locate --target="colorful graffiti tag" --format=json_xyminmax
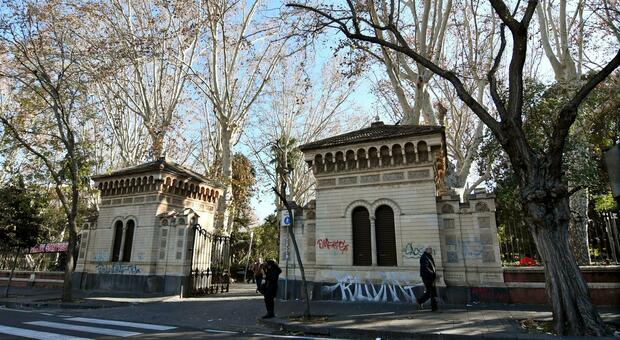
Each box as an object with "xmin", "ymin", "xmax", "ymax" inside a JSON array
[{"xmin": 316, "ymin": 238, "xmax": 350, "ymax": 254}]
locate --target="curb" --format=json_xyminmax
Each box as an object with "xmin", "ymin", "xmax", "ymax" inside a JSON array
[
  {"xmin": 0, "ymin": 301, "xmax": 120, "ymax": 310},
  {"xmin": 258, "ymin": 318, "xmax": 618, "ymax": 340}
]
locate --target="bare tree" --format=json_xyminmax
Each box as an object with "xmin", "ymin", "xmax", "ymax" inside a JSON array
[
  {"xmin": 84, "ymin": 0, "xmax": 199, "ymax": 160},
  {"xmin": 247, "ymin": 56, "xmax": 359, "ymax": 207},
  {"xmin": 289, "ymin": 0, "xmax": 620, "ymax": 335},
  {"xmin": 366, "ymin": 0, "xmax": 451, "ymax": 125},
  {"xmin": 190, "ymin": 0, "xmax": 289, "ymax": 234},
  {"xmin": 0, "ymin": 0, "xmax": 93, "ymax": 302}
]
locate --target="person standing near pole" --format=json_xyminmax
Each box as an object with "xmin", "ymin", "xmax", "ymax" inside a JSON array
[
  {"xmin": 417, "ymin": 246, "xmax": 438, "ymax": 311},
  {"xmin": 260, "ymin": 259, "xmax": 282, "ymax": 319}
]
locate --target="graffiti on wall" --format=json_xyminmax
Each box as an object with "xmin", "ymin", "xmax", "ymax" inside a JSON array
[
  {"xmin": 321, "ymin": 271, "xmax": 423, "ymax": 303},
  {"xmin": 445, "ymin": 239, "xmax": 484, "ymax": 259},
  {"xmin": 402, "ymin": 240, "xmax": 485, "ymax": 261},
  {"xmin": 402, "ymin": 243, "xmax": 426, "ymax": 259},
  {"xmin": 95, "ymin": 263, "xmax": 141, "ymax": 275},
  {"xmin": 93, "ymin": 251, "xmax": 109, "ymax": 262},
  {"xmin": 316, "ymin": 238, "xmax": 350, "ymax": 254}
]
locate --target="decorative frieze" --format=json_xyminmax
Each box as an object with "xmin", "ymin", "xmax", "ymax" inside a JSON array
[
  {"xmin": 408, "ymin": 169, "xmax": 429, "ymax": 179},
  {"xmin": 360, "ymin": 174, "xmax": 380, "ymax": 183},
  {"xmin": 318, "ymin": 178, "xmax": 336, "ymax": 186},
  {"xmin": 338, "ymin": 176, "xmax": 358, "ymax": 185},
  {"xmin": 383, "ymin": 172, "xmax": 405, "ymax": 181}
]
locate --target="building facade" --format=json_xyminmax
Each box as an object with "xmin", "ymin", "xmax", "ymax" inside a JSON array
[
  {"xmin": 279, "ymin": 121, "xmax": 504, "ymax": 303},
  {"xmin": 74, "ymin": 158, "xmax": 223, "ymax": 295}
]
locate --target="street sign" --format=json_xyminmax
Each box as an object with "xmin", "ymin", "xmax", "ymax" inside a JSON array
[{"xmin": 280, "ymin": 210, "xmax": 292, "ymax": 227}]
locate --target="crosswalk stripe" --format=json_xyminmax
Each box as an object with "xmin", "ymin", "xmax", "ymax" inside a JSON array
[
  {"xmin": 65, "ymin": 317, "xmax": 176, "ymax": 331},
  {"xmin": 24, "ymin": 321, "xmax": 141, "ymax": 337},
  {"xmin": 0, "ymin": 325, "xmax": 91, "ymax": 340},
  {"xmin": 205, "ymin": 328, "xmax": 238, "ymax": 334}
]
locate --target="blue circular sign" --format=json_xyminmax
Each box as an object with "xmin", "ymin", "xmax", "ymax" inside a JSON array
[{"xmin": 283, "ymin": 216, "xmax": 292, "ymax": 225}]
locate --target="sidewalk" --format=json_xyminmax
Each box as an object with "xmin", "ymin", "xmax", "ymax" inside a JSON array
[{"xmin": 262, "ymin": 299, "xmax": 620, "ymax": 339}]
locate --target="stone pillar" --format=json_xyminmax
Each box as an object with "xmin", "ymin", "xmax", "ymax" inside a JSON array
[
  {"xmin": 370, "ymin": 216, "xmax": 377, "ymax": 265},
  {"xmin": 118, "ymin": 224, "xmax": 128, "ymax": 262}
]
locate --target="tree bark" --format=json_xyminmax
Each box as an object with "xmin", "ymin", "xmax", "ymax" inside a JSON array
[
  {"xmin": 522, "ymin": 177, "xmax": 608, "ymax": 335},
  {"xmin": 4, "ymin": 249, "xmax": 19, "ymax": 298},
  {"xmin": 62, "ymin": 217, "xmax": 78, "ymax": 302},
  {"xmin": 216, "ymin": 127, "xmax": 234, "ymax": 234}
]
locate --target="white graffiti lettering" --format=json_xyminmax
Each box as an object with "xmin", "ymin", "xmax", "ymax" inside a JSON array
[
  {"xmin": 95, "ymin": 263, "xmax": 141, "ymax": 275},
  {"xmin": 321, "ymin": 272, "xmax": 423, "ymax": 303}
]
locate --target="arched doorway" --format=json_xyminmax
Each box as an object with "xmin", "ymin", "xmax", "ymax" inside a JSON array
[
  {"xmin": 352, "ymin": 207, "xmax": 372, "ymax": 266},
  {"xmin": 375, "ymin": 205, "xmax": 397, "ymax": 266}
]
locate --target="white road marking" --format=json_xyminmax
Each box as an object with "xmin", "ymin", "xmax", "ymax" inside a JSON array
[
  {"xmin": 24, "ymin": 321, "xmax": 141, "ymax": 337},
  {"xmin": 0, "ymin": 325, "xmax": 91, "ymax": 340},
  {"xmin": 252, "ymin": 333, "xmax": 343, "ymax": 340},
  {"xmin": 0, "ymin": 307, "xmax": 34, "ymax": 313},
  {"xmin": 65, "ymin": 317, "xmax": 176, "ymax": 330},
  {"xmin": 204, "ymin": 328, "xmax": 238, "ymax": 334}
]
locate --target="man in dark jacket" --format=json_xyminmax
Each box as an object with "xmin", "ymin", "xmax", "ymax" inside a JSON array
[
  {"xmin": 261, "ymin": 259, "xmax": 282, "ymax": 319},
  {"xmin": 417, "ymin": 246, "xmax": 438, "ymax": 311}
]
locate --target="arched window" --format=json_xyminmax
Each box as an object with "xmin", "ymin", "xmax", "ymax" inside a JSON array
[
  {"xmin": 369, "ymin": 147, "xmax": 379, "ymax": 167},
  {"xmin": 352, "ymin": 207, "xmax": 372, "ymax": 266},
  {"xmin": 404, "ymin": 143, "xmax": 415, "ymax": 164},
  {"xmin": 392, "ymin": 144, "xmax": 403, "ymax": 165},
  {"xmin": 325, "ymin": 153, "xmax": 335, "ymax": 172},
  {"xmin": 111, "ymin": 221, "xmax": 123, "ymax": 262},
  {"xmin": 380, "ymin": 146, "xmax": 391, "ymax": 166},
  {"xmin": 357, "ymin": 149, "xmax": 367, "ymax": 169},
  {"xmin": 375, "ymin": 205, "xmax": 397, "ymax": 266},
  {"xmin": 122, "ymin": 220, "xmax": 135, "ymax": 262},
  {"xmin": 335, "ymin": 151, "xmax": 345, "ymax": 171},
  {"xmin": 417, "ymin": 141, "xmax": 429, "ymax": 162},
  {"xmin": 345, "ymin": 150, "xmax": 356, "ymax": 170},
  {"xmin": 314, "ymin": 154, "xmax": 324, "ymax": 173}
]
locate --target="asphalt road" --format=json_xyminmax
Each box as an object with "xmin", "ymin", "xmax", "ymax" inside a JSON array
[{"xmin": 0, "ymin": 304, "xmax": 342, "ymax": 339}]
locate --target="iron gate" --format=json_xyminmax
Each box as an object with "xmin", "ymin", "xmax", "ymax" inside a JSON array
[{"xmin": 188, "ymin": 224, "xmax": 231, "ymax": 296}]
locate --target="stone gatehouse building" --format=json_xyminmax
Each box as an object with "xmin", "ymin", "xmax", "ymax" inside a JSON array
[
  {"xmin": 279, "ymin": 121, "xmax": 504, "ymax": 303},
  {"xmin": 73, "ymin": 158, "xmax": 223, "ymax": 295}
]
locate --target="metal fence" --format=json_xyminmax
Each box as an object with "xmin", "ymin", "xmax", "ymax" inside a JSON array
[
  {"xmin": 589, "ymin": 211, "xmax": 620, "ymax": 264},
  {"xmin": 498, "ymin": 220, "xmax": 540, "ymax": 265},
  {"xmin": 498, "ymin": 211, "xmax": 619, "ymax": 266},
  {"xmin": 187, "ymin": 224, "xmax": 231, "ymax": 296}
]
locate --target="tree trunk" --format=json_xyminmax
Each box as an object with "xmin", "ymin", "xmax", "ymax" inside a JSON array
[
  {"xmin": 61, "ymin": 217, "xmax": 78, "ymax": 302},
  {"xmin": 216, "ymin": 128, "xmax": 234, "ymax": 234},
  {"xmin": 4, "ymin": 249, "xmax": 19, "ymax": 298},
  {"xmin": 569, "ymin": 188, "xmax": 591, "ymax": 265},
  {"xmin": 523, "ymin": 186, "xmax": 608, "ymax": 335},
  {"xmin": 149, "ymin": 128, "xmax": 164, "ymax": 160}
]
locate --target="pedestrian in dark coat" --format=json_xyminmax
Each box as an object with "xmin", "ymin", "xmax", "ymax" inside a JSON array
[
  {"xmin": 417, "ymin": 246, "xmax": 438, "ymax": 311},
  {"xmin": 261, "ymin": 259, "xmax": 282, "ymax": 319}
]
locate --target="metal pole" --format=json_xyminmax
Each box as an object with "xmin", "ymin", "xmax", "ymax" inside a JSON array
[
  {"xmin": 244, "ymin": 230, "xmax": 254, "ymax": 283},
  {"xmin": 284, "ymin": 227, "xmax": 289, "ymax": 300}
]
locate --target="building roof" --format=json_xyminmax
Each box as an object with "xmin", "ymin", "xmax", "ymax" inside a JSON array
[
  {"xmin": 299, "ymin": 122, "xmax": 444, "ymax": 151},
  {"xmin": 91, "ymin": 157, "xmax": 222, "ymax": 188}
]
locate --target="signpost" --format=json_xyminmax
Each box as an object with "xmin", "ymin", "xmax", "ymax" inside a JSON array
[
  {"xmin": 280, "ymin": 210, "xmax": 292, "ymax": 299},
  {"xmin": 280, "ymin": 210, "xmax": 292, "ymax": 227}
]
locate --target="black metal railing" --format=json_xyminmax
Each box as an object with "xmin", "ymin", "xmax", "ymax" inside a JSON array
[
  {"xmin": 589, "ymin": 211, "xmax": 620, "ymax": 264},
  {"xmin": 188, "ymin": 225, "xmax": 231, "ymax": 296},
  {"xmin": 498, "ymin": 211, "xmax": 619, "ymax": 266}
]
